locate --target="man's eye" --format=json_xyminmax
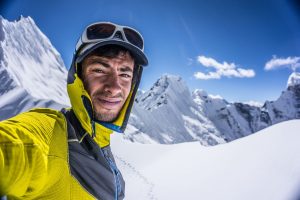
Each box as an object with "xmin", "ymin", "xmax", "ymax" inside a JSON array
[
  {"xmin": 120, "ymin": 74, "xmax": 132, "ymax": 78},
  {"xmin": 92, "ymin": 69, "xmax": 104, "ymax": 73}
]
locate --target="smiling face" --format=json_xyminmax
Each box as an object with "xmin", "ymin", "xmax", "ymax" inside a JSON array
[{"xmin": 81, "ymin": 50, "xmax": 135, "ymax": 122}]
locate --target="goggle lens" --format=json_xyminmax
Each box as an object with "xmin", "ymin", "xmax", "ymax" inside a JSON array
[
  {"xmin": 124, "ymin": 28, "xmax": 144, "ymax": 49},
  {"xmin": 85, "ymin": 23, "xmax": 144, "ymax": 50},
  {"xmin": 86, "ymin": 23, "xmax": 115, "ymax": 40}
]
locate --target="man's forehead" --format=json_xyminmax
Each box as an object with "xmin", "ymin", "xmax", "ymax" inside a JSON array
[
  {"xmin": 87, "ymin": 46, "xmax": 134, "ymax": 58},
  {"xmin": 82, "ymin": 54, "xmax": 135, "ymax": 72},
  {"xmin": 85, "ymin": 54, "xmax": 134, "ymax": 64}
]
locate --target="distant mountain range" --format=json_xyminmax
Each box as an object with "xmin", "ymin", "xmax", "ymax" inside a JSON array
[
  {"xmin": 125, "ymin": 73, "xmax": 300, "ymax": 145},
  {"xmin": 1, "ymin": 16, "xmax": 299, "ymax": 145}
]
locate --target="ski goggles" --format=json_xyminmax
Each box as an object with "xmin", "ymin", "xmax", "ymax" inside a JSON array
[{"xmin": 76, "ymin": 22, "xmax": 145, "ymax": 53}]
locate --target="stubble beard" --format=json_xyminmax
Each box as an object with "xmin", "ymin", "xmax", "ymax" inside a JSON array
[
  {"xmin": 93, "ymin": 103, "xmax": 119, "ymax": 122},
  {"xmin": 91, "ymin": 92, "xmax": 124, "ymax": 122}
]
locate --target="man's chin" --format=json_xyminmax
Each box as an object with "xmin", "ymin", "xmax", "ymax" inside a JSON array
[{"xmin": 94, "ymin": 110, "xmax": 118, "ymax": 122}]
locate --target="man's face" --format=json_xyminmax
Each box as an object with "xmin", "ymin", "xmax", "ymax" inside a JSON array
[{"xmin": 81, "ymin": 51, "xmax": 135, "ymax": 122}]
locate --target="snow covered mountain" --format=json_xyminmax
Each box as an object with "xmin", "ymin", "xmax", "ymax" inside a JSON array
[
  {"xmin": 127, "ymin": 72, "xmax": 300, "ymax": 144},
  {"xmin": 124, "ymin": 74, "xmax": 226, "ymax": 146},
  {"xmin": 263, "ymin": 77, "xmax": 300, "ymax": 124},
  {"xmin": 112, "ymin": 119, "xmax": 300, "ymax": 200},
  {"xmin": 192, "ymin": 72, "xmax": 300, "ymax": 142},
  {"xmin": 0, "ymin": 16, "xmax": 69, "ymax": 120}
]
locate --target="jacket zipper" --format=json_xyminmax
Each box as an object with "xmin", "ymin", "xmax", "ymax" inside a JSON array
[
  {"xmin": 102, "ymin": 149, "xmax": 122, "ymax": 200},
  {"xmin": 90, "ymin": 119, "xmax": 121, "ymax": 200}
]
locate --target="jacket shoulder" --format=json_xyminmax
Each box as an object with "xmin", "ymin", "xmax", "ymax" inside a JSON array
[
  {"xmin": 1, "ymin": 108, "xmax": 67, "ymax": 148},
  {"xmin": 27, "ymin": 107, "xmax": 65, "ymax": 118},
  {"xmin": 26, "ymin": 107, "xmax": 66, "ymax": 125}
]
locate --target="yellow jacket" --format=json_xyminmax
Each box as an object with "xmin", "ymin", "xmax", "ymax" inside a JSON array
[{"xmin": 0, "ymin": 55, "xmax": 143, "ymax": 199}]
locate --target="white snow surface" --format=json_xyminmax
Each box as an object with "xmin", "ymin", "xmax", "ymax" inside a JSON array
[
  {"xmin": 111, "ymin": 119, "xmax": 300, "ymax": 200},
  {"xmin": 0, "ymin": 16, "xmax": 69, "ymax": 105}
]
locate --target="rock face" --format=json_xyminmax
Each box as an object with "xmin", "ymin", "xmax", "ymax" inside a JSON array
[{"xmin": 0, "ymin": 16, "xmax": 69, "ymax": 120}]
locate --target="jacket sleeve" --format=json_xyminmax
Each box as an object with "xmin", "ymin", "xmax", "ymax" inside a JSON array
[{"xmin": 0, "ymin": 109, "xmax": 61, "ymax": 198}]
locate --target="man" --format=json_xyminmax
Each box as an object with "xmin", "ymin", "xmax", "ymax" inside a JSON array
[{"xmin": 0, "ymin": 22, "xmax": 148, "ymax": 200}]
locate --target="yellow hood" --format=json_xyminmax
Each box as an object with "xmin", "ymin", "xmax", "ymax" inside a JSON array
[{"xmin": 67, "ymin": 55, "xmax": 143, "ymax": 147}]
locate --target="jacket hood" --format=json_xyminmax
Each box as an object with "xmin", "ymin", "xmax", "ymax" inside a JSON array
[{"xmin": 67, "ymin": 52, "xmax": 143, "ymax": 147}]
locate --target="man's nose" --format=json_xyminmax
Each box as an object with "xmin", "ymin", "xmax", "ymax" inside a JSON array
[{"xmin": 104, "ymin": 73, "xmax": 122, "ymax": 96}]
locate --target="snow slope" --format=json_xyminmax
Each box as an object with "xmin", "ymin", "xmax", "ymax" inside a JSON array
[{"xmin": 111, "ymin": 119, "xmax": 300, "ymax": 200}]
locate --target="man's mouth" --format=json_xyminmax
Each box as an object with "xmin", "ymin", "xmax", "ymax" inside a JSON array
[{"xmin": 96, "ymin": 98, "xmax": 122, "ymax": 109}]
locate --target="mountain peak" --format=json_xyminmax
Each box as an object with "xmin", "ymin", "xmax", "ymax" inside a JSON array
[
  {"xmin": 17, "ymin": 15, "xmax": 35, "ymax": 24},
  {"xmin": 156, "ymin": 74, "xmax": 182, "ymax": 86},
  {"xmin": 135, "ymin": 74, "xmax": 191, "ymax": 112},
  {"xmin": 287, "ymin": 72, "xmax": 300, "ymax": 87},
  {"xmin": 148, "ymin": 74, "xmax": 186, "ymax": 95}
]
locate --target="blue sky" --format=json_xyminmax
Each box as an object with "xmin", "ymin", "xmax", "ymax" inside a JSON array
[{"xmin": 1, "ymin": 0, "xmax": 300, "ymax": 103}]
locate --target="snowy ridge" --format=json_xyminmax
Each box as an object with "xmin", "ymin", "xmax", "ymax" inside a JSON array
[
  {"xmin": 136, "ymin": 75, "xmax": 188, "ymax": 111},
  {"xmin": 192, "ymin": 78, "xmax": 300, "ymax": 141}
]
